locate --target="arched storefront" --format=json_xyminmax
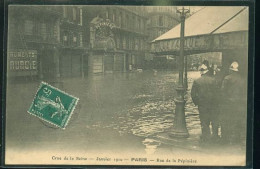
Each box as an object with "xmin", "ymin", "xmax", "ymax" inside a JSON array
[{"xmin": 88, "ymin": 16, "xmax": 145, "ymax": 74}]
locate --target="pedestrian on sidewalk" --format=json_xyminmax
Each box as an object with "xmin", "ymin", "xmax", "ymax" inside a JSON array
[
  {"xmin": 220, "ymin": 61, "xmax": 247, "ymax": 145},
  {"xmin": 191, "ymin": 62, "xmax": 219, "ymax": 143}
]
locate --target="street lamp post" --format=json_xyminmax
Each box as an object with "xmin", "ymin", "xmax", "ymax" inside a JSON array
[
  {"xmin": 169, "ymin": 7, "xmax": 189, "ymax": 138},
  {"xmin": 184, "ymin": 55, "xmax": 188, "ymax": 90}
]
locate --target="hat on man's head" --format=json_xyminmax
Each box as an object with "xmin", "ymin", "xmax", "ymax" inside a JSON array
[
  {"xmin": 229, "ymin": 61, "xmax": 239, "ymax": 72},
  {"xmin": 199, "ymin": 64, "xmax": 208, "ymax": 75}
]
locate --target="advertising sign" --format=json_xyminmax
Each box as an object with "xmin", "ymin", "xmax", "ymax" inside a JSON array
[{"xmin": 8, "ymin": 49, "xmax": 38, "ymax": 76}]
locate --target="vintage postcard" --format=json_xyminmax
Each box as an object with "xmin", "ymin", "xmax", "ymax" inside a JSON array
[{"xmin": 4, "ymin": 3, "xmax": 252, "ymax": 167}]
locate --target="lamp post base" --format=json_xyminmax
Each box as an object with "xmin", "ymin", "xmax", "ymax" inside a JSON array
[
  {"xmin": 170, "ymin": 87, "xmax": 189, "ymax": 138},
  {"xmin": 169, "ymin": 129, "xmax": 189, "ymax": 138}
]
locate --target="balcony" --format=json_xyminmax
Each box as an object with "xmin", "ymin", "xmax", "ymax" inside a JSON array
[
  {"xmin": 10, "ymin": 34, "xmax": 60, "ymax": 45},
  {"xmin": 26, "ymin": 6, "xmax": 62, "ymax": 17},
  {"xmin": 25, "ymin": 34, "xmax": 59, "ymax": 44},
  {"xmin": 114, "ymin": 24, "xmax": 148, "ymax": 36}
]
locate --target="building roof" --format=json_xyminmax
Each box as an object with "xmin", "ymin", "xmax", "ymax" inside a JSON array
[{"xmin": 153, "ymin": 6, "xmax": 248, "ymax": 42}]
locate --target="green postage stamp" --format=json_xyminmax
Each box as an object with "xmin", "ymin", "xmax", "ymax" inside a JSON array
[{"xmin": 28, "ymin": 81, "xmax": 79, "ymax": 129}]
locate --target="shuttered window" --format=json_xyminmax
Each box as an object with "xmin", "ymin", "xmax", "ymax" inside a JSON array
[
  {"xmin": 73, "ymin": 8, "xmax": 77, "ymax": 21},
  {"xmin": 24, "ymin": 20, "xmax": 33, "ymax": 35},
  {"xmin": 79, "ymin": 8, "xmax": 83, "ymax": 25},
  {"xmin": 159, "ymin": 16, "xmax": 163, "ymax": 26},
  {"xmin": 40, "ymin": 23, "xmax": 47, "ymax": 39},
  {"xmin": 79, "ymin": 32, "xmax": 83, "ymax": 47}
]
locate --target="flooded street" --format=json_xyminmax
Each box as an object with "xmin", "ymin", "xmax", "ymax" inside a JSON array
[{"xmin": 5, "ymin": 70, "xmax": 246, "ymax": 165}]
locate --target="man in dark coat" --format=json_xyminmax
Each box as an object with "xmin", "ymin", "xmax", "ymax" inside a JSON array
[
  {"xmin": 191, "ymin": 63, "xmax": 219, "ymax": 142},
  {"xmin": 220, "ymin": 61, "xmax": 247, "ymax": 144}
]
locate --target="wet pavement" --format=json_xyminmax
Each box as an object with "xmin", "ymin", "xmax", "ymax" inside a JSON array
[{"xmin": 5, "ymin": 70, "xmax": 246, "ymax": 164}]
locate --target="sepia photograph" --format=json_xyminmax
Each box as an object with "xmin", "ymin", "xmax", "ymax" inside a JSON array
[{"xmin": 4, "ymin": 4, "xmax": 250, "ymax": 166}]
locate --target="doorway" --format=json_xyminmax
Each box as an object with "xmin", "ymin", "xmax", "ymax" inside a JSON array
[{"xmin": 42, "ymin": 50, "xmax": 55, "ymax": 79}]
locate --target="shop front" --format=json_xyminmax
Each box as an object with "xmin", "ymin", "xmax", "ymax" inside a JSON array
[
  {"xmin": 89, "ymin": 17, "xmax": 120, "ymax": 74},
  {"xmin": 7, "ymin": 46, "xmax": 60, "ymax": 80},
  {"xmin": 8, "ymin": 49, "xmax": 38, "ymax": 77},
  {"xmin": 88, "ymin": 50, "xmax": 126, "ymax": 74},
  {"xmin": 60, "ymin": 49, "xmax": 85, "ymax": 78}
]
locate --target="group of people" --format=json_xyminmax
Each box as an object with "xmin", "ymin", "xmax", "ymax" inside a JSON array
[{"xmin": 191, "ymin": 60, "xmax": 247, "ymax": 145}]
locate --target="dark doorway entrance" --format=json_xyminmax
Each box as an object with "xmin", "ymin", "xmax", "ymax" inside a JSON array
[
  {"xmin": 42, "ymin": 50, "xmax": 55, "ymax": 79},
  {"xmin": 125, "ymin": 54, "xmax": 129, "ymax": 71},
  {"xmin": 104, "ymin": 54, "xmax": 114, "ymax": 72},
  {"xmin": 83, "ymin": 54, "xmax": 88, "ymax": 77}
]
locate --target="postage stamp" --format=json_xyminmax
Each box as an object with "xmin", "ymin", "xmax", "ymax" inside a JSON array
[{"xmin": 28, "ymin": 81, "xmax": 79, "ymax": 129}]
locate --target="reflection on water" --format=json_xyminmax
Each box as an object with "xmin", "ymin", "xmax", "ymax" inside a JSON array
[
  {"xmin": 86, "ymin": 71, "xmax": 202, "ymax": 154},
  {"xmin": 7, "ymin": 70, "xmax": 206, "ymax": 155},
  {"xmin": 143, "ymin": 138, "xmax": 161, "ymax": 154}
]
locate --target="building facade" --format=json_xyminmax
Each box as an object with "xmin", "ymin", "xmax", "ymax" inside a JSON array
[
  {"xmin": 86, "ymin": 6, "xmax": 147, "ymax": 74},
  {"xmin": 86, "ymin": 6, "xmax": 180, "ymax": 73},
  {"xmin": 8, "ymin": 6, "xmax": 62, "ymax": 79},
  {"xmin": 8, "ymin": 6, "xmax": 86, "ymax": 79},
  {"xmin": 7, "ymin": 6, "xmax": 180, "ymax": 78},
  {"xmin": 144, "ymin": 6, "xmax": 180, "ymax": 67},
  {"xmin": 59, "ymin": 6, "xmax": 85, "ymax": 78},
  {"xmin": 146, "ymin": 6, "xmax": 179, "ymax": 42}
]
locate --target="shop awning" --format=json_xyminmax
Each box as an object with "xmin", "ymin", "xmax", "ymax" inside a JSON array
[
  {"xmin": 151, "ymin": 6, "xmax": 249, "ymax": 55},
  {"xmin": 153, "ymin": 6, "xmax": 248, "ymax": 42}
]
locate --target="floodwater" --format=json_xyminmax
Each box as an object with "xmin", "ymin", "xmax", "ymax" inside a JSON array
[{"xmin": 5, "ymin": 70, "xmax": 246, "ymax": 164}]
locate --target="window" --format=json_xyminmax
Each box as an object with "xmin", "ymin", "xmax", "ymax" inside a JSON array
[
  {"xmin": 24, "ymin": 20, "xmax": 33, "ymax": 35},
  {"xmin": 112, "ymin": 12, "xmax": 115, "ymax": 22},
  {"xmin": 68, "ymin": 7, "xmax": 73, "ymax": 21},
  {"xmin": 138, "ymin": 39, "xmax": 141, "ymax": 50},
  {"xmin": 123, "ymin": 36, "xmax": 126, "ymax": 49},
  {"xmin": 79, "ymin": 8, "xmax": 83, "ymax": 25},
  {"xmin": 73, "ymin": 36, "xmax": 77, "ymax": 42},
  {"xmin": 128, "ymin": 37, "xmax": 131, "ymax": 50},
  {"xmin": 63, "ymin": 32, "xmax": 68, "ymax": 46},
  {"xmin": 106, "ymin": 10, "xmax": 109, "ymax": 19},
  {"xmin": 53, "ymin": 22, "xmax": 59, "ymax": 41},
  {"xmin": 134, "ymin": 38, "xmax": 137, "ymax": 50},
  {"xmin": 159, "ymin": 16, "xmax": 163, "ymax": 26},
  {"xmin": 79, "ymin": 32, "xmax": 83, "ymax": 47},
  {"xmin": 73, "ymin": 8, "xmax": 77, "ymax": 21},
  {"xmin": 126, "ymin": 14, "xmax": 129, "ymax": 28},
  {"xmin": 108, "ymin": 10, "xmax": 111, "ymax": 20},
  {"xmin": 114, "ymin": 11, "xmax": 118, "ymax": 24},
  {"xmin": 46, "ymin": 22, "xmax": 54, "ymax": 38},
  {"xmin": 69, "ymin": 34, "xmax": 73, "ymax": 46},
  {"xmin": 63, "ymin": 35, "xmax": 67, "ymax": 41},
  {"xmin": 72, "ymin": 33, "xmax": 78, "ymax": 47},
  {"xmin": 33, "ymin": 20, "xmax": 39, "ymax": 35},
  {"xmin": 9, "ymin": 20, "xmax": 16, "ymax": 33},
  {"xmin": 138, "ymin": 18, "xmax": 141, "ymax": 30},
  {"xmin": 126, "ymin": 36, "xmax": 129, "ymax": 49},
  {"xmin": 117, "ymin": 36, "xmax": 120, "ymax": 49},
  {"xmin": 131, "ymin": 37, "xmax": 134, "ymax": 50},
  {"xmin": 140, "ymin": 20, "xmax": 144, "ymax": 30},
  {"xmin": 40, "ymin": 23, "xmax": 47, "ymax": 39},
  {"xmin": 63, "ymin": 6, "xmax": 67, "ymax": 18},
  {"xmin": 159, "ymin": 30, "xmax": 162, "ymax": 35},
  {"xmin": 130, "ymin": 37, "xmax": 133, "ymax": 49},
  {"xmin": 119, "ymin": 12, "xmax": 122, "ymax": 27},
  {"xmin": 132, "ymin": 16, "xmax": 135, "ymax": 29},
  {"xmin": 140, "ymin": 39, "xmax": 143, "ymax": 50}
]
